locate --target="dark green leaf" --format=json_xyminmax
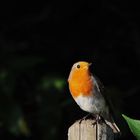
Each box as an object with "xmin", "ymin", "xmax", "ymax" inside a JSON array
[{"xmin": 122, "ymin": 114, "xmax": 140, "ymax": 140}]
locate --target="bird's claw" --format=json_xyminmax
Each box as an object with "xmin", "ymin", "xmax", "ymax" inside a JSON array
[
  {"xmin": 79, "ymin": 113, "xmax": 92, "ymax": 124},
  {"xmin": 92, "ymin": 115, "xmax": 104, "ymax": 126}
]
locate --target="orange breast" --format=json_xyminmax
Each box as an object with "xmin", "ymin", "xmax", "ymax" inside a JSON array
[{"xmin": 68, "ymin": 70, "xmax": 94, "ymax": 98}]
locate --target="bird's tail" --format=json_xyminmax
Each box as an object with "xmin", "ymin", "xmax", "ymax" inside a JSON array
[{"xmin": 105, "ymin": 116, "xmax": 120, "ymax": 133}]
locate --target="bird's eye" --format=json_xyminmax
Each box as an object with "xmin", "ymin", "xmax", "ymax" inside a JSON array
[{"xmin": 77, "ymin": 64, "xmax": 80, "ymax": 69}]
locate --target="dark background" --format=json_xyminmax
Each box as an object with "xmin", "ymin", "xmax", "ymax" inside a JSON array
[{"xmin": 0, "ymin": 1, "xmax": 140, "ymax": 140}]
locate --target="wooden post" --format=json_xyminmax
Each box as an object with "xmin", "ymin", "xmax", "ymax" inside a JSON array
[{"xmin": 68, "ymin": 119, "xmax": 114, "ymax": 140}]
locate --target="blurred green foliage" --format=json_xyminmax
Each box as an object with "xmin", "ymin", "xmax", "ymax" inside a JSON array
[
  {"xmin": 0, "ymin": 60, "xmax": 67, "ymax": 140},
  {"xmin": 39, "ymin": 76, "xmax": 65, "ymax": 92}
]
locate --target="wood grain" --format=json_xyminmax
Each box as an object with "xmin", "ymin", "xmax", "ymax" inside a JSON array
[{"xmin": 68, "ymin": 119, "xmax": 114, "ymax": 140}]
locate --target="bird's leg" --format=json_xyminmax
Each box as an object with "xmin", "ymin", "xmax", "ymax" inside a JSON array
[
  {"xmin": 79, "ymin": 113, "xmax": 92, "ymax": 124},
  {"xmin": 92, "ymin": 115, "xmax": 106, "ymax": 140},
  {"xmin": 92, "ymin": 114, "xmax": 100, "ymax": 126},
  {"xmin": 91, "ymin": 115, "xmax": 100, "ymax": 140},
  {"xmin": 96, "ymin": 115, "xmax": 99, "ymax": 140}
]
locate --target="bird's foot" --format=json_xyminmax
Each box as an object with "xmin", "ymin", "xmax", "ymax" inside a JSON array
[
  {"xmin": 92, "ymin": 115, "xmax": 104, "ymax": 126},
  {"xmin": 79, "ymin": 113, "xmax": 92, "ymax": 124}
]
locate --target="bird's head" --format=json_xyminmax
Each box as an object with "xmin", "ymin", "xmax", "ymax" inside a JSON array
[{"xmin": 68, "ymin": 61, "xmax": 92, "ymax": 82}]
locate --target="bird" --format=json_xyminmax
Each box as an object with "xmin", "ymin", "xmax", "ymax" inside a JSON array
[{"xmin": 68, "ymin": 61, "xmax": 120, "ymax": 133}]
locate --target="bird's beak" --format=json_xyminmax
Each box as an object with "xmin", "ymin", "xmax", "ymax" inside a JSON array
[
  {"xmin": 83, "ymin": 63, "xmax": 92, "ymax": 70},
  {"xmin": 88, "ymin": 63, "xmax": 92, "ymax": 67}
]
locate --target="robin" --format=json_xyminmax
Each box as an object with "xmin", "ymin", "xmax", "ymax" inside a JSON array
[{"xmin": 68, "ymin": 61, "xmax": 120, "ymax": 133}]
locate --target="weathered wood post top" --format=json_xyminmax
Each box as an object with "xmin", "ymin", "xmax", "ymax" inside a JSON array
[{"xmin": 68, "ymin": 118, "xmax": 115, "ymax": 140}]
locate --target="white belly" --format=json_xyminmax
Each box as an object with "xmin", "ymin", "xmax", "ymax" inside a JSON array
[{"xmin": 74, "ymin": 94, "xmax": 105, "ymax": 114}]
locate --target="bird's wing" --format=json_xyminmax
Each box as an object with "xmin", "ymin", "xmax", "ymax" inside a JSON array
[
  {"xmin": 93, "ymin": 75, "xmax": 115, "ymax": 111},
  {"xmin": 93, "ymin": 75, "xmax": 120, "ymax": 133},
  {"xmin": 92, "ymin": 75, "xmax": 105, "ymax": 93},
  {"xmin": 93, "ymin": 75, "xmax": 112, "ymax": 110}
]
